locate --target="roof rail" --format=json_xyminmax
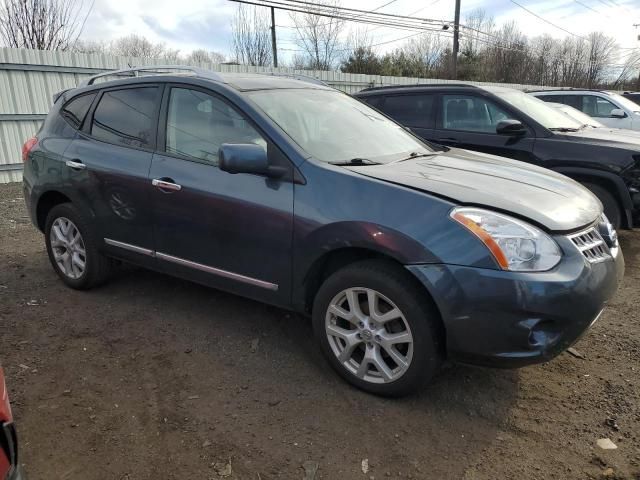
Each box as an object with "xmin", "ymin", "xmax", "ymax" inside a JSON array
[
  {"xmin": 79, "ymin": 66, "xmax": 226, "ymax": 87},
  {"xmin": 261, "ymin": 72, "xmax": 329, "ymax": 87},
  {"xmin": 527, "ymin": 87, "xmax": 605, "ymax": 93},
  {"xmin": 359, "ymin": 83, "xmax": 478, "ymax": 93}
]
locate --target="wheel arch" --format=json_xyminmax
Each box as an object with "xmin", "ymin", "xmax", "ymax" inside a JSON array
[
  {"xmin": 36, "ymin": 190, "xmax": 73, "ymax": 232},
  {"xmin": 551, "ymin": 166, "xmax": 633, "ymax": 228},
  {"xmin": 298, "ymin": 247, "xmax": 445, "ymax": 340}
]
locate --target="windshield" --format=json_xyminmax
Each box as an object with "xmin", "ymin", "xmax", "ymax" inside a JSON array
[
  {"xmin": 247, "ymin": 89, "xmax": 432, "ymax": 163},
  {"xmin": 607, "ymin": 92, "xmax": 640, "ymax": 114},
  {"xmin": 551, "ymin": 103, "xmax": 604, "ymax": 127},
  {"xmin": 492, "ymin": 89, "xmax": 582, "ymax": 130}
]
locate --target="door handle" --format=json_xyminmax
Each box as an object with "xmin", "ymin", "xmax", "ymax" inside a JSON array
[
  {"xmin": 152, "ymin": 178, "xmax": 182, "ymax": 192},
  {"xmin": 65, "ymin": 160, "xmax": 86, "ymax": 170}
]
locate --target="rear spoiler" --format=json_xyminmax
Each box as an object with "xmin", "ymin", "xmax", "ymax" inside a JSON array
[{"xmin": 52, "ymin": 89, "xmax": 72, "ymax": 104}]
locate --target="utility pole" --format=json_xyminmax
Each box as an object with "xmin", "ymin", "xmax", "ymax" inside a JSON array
[
  {"xmin": 452, "ymin": 0, "xmax": 461, "ymax": 79},
  {"xmin": 270, "ymin": 6, "xmax": 278, "ymax": 68}
]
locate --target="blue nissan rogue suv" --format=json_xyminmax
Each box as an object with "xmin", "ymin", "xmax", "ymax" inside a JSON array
[{"xmin": 22, "ymin": 67, "xmax": 624, "ymax": 396}]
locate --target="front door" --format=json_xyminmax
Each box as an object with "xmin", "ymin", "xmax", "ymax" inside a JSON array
[
  {"xmin": 149, "ymin": 86, "xmax": 294, "ymax": 305},
  {"xmin": 433, "ymin": 93, "xmax": 536, "ymax": 164},
  {"xmin": 580, "ymin": 95, "xmax": 633, "ymax": 130}
]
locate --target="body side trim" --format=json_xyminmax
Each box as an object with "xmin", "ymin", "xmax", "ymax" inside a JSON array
[{"xmin": 104, "ymin": 237, "xmax": 278, "ymax": 291}]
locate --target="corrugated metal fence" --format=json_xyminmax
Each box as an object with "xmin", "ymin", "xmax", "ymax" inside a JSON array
[{"xmin": 0, "ymin": 46, "xmax": 552, "ymax": 183}]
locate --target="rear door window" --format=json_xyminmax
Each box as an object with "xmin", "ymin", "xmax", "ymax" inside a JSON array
[
  {"xmin": 61, "ymin": 93, "xmax": 97, "ymax": 129},
  {"xmin": 379, "ymin": 94, "xmax": 435, "ymax": 128},
  {"xmin": 91, "ymin": 87, "xmax": 160, "ymax": 149}
]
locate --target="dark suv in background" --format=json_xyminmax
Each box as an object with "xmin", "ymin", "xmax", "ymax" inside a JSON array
[
  {"xmin": 623, "ymin": 92, "xmax": 640, "ymax": 106},
  {"xmin": 23, "ymin": 68, "xmax": 623, "ymax": 396},
  {"xmin": 355, "ymin": 84, "xmax": 640, "ymax": 229}
]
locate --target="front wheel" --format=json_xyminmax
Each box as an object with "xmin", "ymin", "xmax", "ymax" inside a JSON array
[
  {"xmin": 583, "ymin": 183, "xmax": 622, "ymax": 229},
  {"xmin": 312, "ymin": 260, "xmax": 443, "ymax": 397}
]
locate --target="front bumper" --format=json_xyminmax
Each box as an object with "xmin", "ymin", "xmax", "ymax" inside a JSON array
[
  {"xmin": 1, "ymin": 422, "xmax": 23, "ymax": 480},
  {"xmin": 8, "ymin": 465, "xmax": 25, "ymax": 480},
  {"xmin": 407, "ymin": 235, "xmax": 625, "ymax": 368}
]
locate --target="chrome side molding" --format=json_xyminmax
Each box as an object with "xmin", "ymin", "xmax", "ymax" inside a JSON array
[
  {"xmin": 104, "ymin": 238, "xmax": 155, "ymax": 256},
  {"xmin": 156, "ymin": 252, "xmax": 278, "ymax": 291},
  {"xmin": 104, "ymin": 238, "xmax": 278, "ymax": 291}
]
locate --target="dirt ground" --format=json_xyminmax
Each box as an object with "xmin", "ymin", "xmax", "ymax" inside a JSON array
[{"xmin": 0, "ymin": 182, "xmax": 638, "ymax": 480}]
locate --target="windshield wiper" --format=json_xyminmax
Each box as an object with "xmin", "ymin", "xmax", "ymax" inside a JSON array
[
  {"xmin": 549, "ymin": 127, "xmax": 580, "ymax": 132},
  {"xmin": 392, "ymin": 151, "xmax": 437, "ymax": 163},
  {"xmin": 329, "ymin": 158, "xmax": 381, "ymax": 166}
]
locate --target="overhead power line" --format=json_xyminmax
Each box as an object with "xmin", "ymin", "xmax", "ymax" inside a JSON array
[
  {"xmin": 509, "ymin": 0, "xmax": 587, "ymax": 39},
  {"xmin": 573, "ymin": 0, "xmax": 611, "ymax": 17},
  {"xmin": 228, "ymin": 0, "xmax": 451, "ymax": 31}
]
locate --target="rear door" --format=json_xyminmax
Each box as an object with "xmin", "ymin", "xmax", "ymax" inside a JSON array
[
  {"xmin": 149, "ymin": 85, "xmax": 294, "ymax": 306},
  {"xmin": 62, "ymin": 84, "xmax": 162, "ymax": 264},
  {"xmin": 433, "ymin": 92, "xmax": 536, "ymax": 163},
  {"xmin": 376, "ymin": 93, "xmax": 437, "ymax": 141}
]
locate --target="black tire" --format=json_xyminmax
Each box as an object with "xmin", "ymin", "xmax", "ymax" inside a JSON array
[
  {"xmin": 583, "ymin": 183, "xmax": 621, "ymax": 229},
  {"xmin": 312, "ymin": 259, "xmax": 443, "ymax": 397},
  {"xmin": 45, "ymin": 203, "xmax": 113, "ymax": 289}
]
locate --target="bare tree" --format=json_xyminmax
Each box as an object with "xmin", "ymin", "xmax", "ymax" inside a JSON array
[
  {"xmin": 0, "ymin": 0, "xmax": 91, "ymax": 51},
  {"xmin": 585, "ymin": 32, "xmax": 617, "ymax": 88},
  {"xmin": 612, "ymin": 50, "xmax": 640, "ymax": 88},
  {"xmin": 231, "ymin": 4, "xmax": 272, "ymax": 66},
  {"xmin": 340, "ymin": 28, "xmax": 381, "ymax": 74},
  {"xmin": 404, "ymin": 33, "xmax": 447, "ymax": 74},
  {"xmin": 187, "ymin": 49, "xmax": 226, "ymax": 65},
  {"xmin": 290, "ymin": 0, "xmax": 345, "ymax": 70},
  {"xmin": 461, "ymin": 8, "xmax": 495, "ymax": 58},
  {"xmin": 109, "ymin": 34, "xmax": 167, "ymax": 58},
  {"xmin": 72, "ymin": 39, "xmax": 107, "ymax": 54}
]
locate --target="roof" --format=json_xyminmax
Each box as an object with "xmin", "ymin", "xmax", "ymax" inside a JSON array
[
  {"xmin": 357, "ymin": 83, "xmax": 481, "ymax": 95},
  {"xmin": 78, "ymin": 66, "xmax": 330, "ymax": 92},
  {"xmin": 526, "ymin": 88, "xmax": 610, "ymax": 94}
]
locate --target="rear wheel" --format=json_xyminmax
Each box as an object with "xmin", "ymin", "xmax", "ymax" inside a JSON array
[
  {"xmin": 45, "ymin": 203, "xmax": 113, "ymax": 289},
  {"xmin": 582, "ymin": 183, "xmax": 621, "ymax": 229},
  {"xmin": 312, "ymin": 260, "xmax": 442, "ymax": 397}
]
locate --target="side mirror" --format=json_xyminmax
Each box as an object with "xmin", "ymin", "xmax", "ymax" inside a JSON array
[
  {"xmin": 219, "ymin": 144, "xmax": 284, "ymax": 178},
  {"xmin": 496, "ymin": 119, "xmax": 527, "ymax": 136},
  {"xmin": 610, "ymin": 108, "xmax": 626, "ymax": 118}
]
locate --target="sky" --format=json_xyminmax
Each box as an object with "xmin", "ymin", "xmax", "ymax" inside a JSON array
[{"xmin": 79, "ymin": 0, "xmax": 640, "ymax": 63}]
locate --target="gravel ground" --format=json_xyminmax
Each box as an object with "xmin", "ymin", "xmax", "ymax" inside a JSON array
[{"xmin": 0, "ymin": 181, "xmax": 638, "ymax": 480}]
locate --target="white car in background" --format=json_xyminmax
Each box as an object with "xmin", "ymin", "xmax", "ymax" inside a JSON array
[
  {"xmin": 529, "ymin": 89, "xmax": 640, "ymax": 131},
  {"xmin": 547, "ymin": 102, "xmax": 605, "ymax": 128},
  {"xmin": 549, "ymin": 102, "xmax": 640, "ymax": 141}
]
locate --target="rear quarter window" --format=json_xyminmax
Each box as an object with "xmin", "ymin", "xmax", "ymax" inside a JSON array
[
  {"xmin": 91, "ymin": 87, "xmax": 160, "ymax": 149},
  {"xmin": 60, "ymin": 93, "xmax": 97, "ymax": 129},
  {"xmin": 361, "ymin": 96, "xmax": 382, "ymax": 108}
]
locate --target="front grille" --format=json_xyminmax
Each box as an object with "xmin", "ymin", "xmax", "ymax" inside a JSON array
[{"xmin": 568, "ymin": 227, "xmax": 610, "ymax": 264}]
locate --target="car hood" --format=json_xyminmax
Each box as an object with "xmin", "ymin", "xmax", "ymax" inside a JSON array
[
  {"xmin": 560, "ymin": 127, "xmax": 640, "ymax": 149},
  {"xmin": 347, "ymin": 149, "xmax": 601, "ymax": 232}
]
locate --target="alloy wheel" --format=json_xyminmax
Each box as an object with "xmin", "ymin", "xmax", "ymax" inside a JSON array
[
  {"xmin": 325, "ymin": 287, "xmax": 414, "ymax": 384},
  {"xmin": 49, "ymin": 217, "xmax": 87, "ymax": 280}
]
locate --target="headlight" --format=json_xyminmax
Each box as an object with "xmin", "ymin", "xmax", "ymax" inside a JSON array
[{"xmin": 451, "ymin": 207, "xmax": 562, "ymax": 271}]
